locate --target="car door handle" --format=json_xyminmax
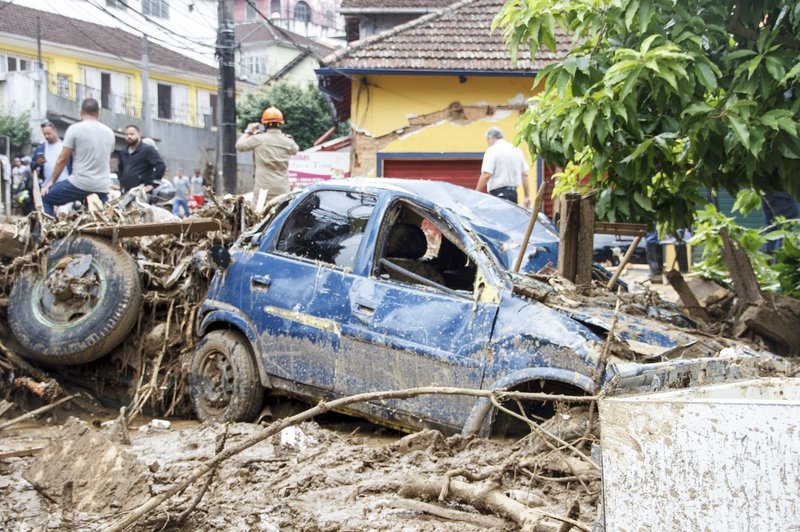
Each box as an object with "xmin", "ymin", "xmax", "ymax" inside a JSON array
[
  {"xmin": 353, "ymin": 301, "xmax": 375, "ymax": 323},
  {"xmin": 251, "ymin": 275, "xmax": 271, "ymax": 289}
]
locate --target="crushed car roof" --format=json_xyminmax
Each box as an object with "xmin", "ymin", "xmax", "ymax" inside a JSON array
[{"xmin": 311, "ymin": 178, "xmax": 559, "ymax": 272}]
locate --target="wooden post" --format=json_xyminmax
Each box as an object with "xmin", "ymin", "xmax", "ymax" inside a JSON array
[
  {"xmin": 558, "ymin": 193, "xmax": 580, "ymax": 282},
  {"xmin": 575, "ymin": 193, "xmax": 595, "ymax": 285}
]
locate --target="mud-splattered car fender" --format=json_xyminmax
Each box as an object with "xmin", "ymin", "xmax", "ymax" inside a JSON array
[
  {"xmin": 462, "ymin": 367, "xmax": 596, "ymax": 436},
  {"xmin": 196, "ymin": 300, "xmax": 272, "ymax": 389}
]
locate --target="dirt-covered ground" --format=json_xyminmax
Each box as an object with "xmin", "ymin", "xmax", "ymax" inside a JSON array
[{"xmin": 1, "ymin": 406, "xmax": 599, "ymax": 531}]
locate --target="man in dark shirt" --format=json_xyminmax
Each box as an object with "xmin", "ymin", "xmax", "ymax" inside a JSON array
[{"xmin": 118, "ymin": 125, "xmax": 165, "ymax": 192}]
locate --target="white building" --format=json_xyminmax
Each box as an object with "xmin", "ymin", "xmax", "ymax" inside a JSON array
[{"xmin": 10, "ymin": 0, "xmax": 219, "ymax": 66}]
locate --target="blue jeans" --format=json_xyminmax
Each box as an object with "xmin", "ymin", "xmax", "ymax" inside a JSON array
[
  {"xmin": 42, "ymin": 179, "xmax": 107, "ymax": 216},
  {"xmin": 173, "ymin": 199, "xmax": 190, "ymax": 218}
]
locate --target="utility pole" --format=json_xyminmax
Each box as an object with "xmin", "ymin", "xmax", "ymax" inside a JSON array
[{"xmin": 217, "ymin": 0, "xmax": 237, "ymax": 194}]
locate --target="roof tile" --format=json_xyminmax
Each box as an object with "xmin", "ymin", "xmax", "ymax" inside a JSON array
[{"xmin": 327, "ymin": 0, "xmax": 570, "ymax": 72}]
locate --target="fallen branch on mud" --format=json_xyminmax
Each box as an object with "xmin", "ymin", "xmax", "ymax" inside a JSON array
[
  {"xmin": 386, "ymin": 498, "xmax": 509, "ymax": 528},
  {"xmin": 0, "ymin": 394, "xmax": 77, "ymax": 432},
  {"xmin": 399, "ymin": 477, "xmax": 591, "ymax": 532},
  {"xmin": 105, "ymin": 386, "xmax": 598, "ymax": 531}
]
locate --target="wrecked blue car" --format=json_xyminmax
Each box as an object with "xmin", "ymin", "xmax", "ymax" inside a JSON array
[{"xmin": 190, "ymin": 179, "xmax": 743, "ymax": 435}]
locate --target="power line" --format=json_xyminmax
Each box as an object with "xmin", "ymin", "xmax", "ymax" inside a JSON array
[
  {"xmin": 85, "ymin": 0, "xmax": 219, "ymax": 57},
  {"xmin": 114, "ymin": 0, "xmax": 218, "ymax": 50},
  {"xmin": 0, "ymin": 0, "xmax": 17, "ymax": 13},
  {"xmin": 41, "ymin": 0, "xmax": 144, "ymax": 70},
  {"xmin": 244, "ymin": 0, "xmax": 338, "ymax": 71}
]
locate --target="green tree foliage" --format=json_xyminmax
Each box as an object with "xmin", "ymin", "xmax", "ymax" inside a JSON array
[
  {"xmin": 237, "ymin": 83, "xmax": 348, "ymax": 150},
  {"xmin": 494, "ymin": 0, "xmax": 800, "ymax": 230},
  {"xmin": 0, "ymin": 111, "xmax": 31, "ymax": 155},
  {"xmin": 690, "ymin": 190, "xmax": 800, "ymax": 296}
]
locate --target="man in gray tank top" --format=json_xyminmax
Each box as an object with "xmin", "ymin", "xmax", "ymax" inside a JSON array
[{"xmin": 41, "ymin": 98, "xmax": 115, "ymax": 217}]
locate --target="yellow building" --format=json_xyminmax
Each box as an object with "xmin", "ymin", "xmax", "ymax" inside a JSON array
[
  {"xmin": 0, "ymin": 2, "xmax": 233, "ymax": 179},
  {"xmin": 0, "ymin": 2, "xmax": 218, "ymax": 132},
  {"xmin": 318, "ymin": 0, "xmax": 569, "ymax": 209}
]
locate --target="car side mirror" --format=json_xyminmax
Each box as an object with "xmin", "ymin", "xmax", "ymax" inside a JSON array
[{"xmin": 210, "ymin": 245, "xmax": 231, "ymax": 270}]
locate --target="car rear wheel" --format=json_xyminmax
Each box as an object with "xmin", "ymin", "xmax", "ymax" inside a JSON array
[{"xmin": 190, "ymin": 330, "xmax": 264, "ymax": 422}]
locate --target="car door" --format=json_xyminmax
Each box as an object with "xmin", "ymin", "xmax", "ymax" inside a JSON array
[
  {"xmin": 240, "ymin": 190, "xmax": 376, "ymax": 391},
  {"xmin": 339, "ymin": 202, "xmax": 499, "ymax": 430}
]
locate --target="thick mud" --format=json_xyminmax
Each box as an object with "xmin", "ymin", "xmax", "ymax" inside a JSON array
[{"xmin": 0, "ymin": 411, "xmax": 599, "ymax": 531}]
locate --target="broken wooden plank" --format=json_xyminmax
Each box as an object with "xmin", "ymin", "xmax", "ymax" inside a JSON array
[
  {"xmin": 666, "ymin": 270, "xmax": 711, "ymax": 323},
  {"xmin": 0, "ymin": 447, "xmax": 43, "ymax": 460},
  {"xmin": 720, "ymin": 228, "xmax": 763, "ymax": 305},
  {"xmin": 0, "ymin": 395, "xmax": 77, "ymax": 432},
  {"xmin": 76, "ymin": 217, "xmax": 227, "ymax": 238},
  {"xmin": 0, "ymin": 399, "xmax": 13, "ymax": 418},
  {"xmin": 685, "ymin": 278, "xmax": 732, "ymax": 308},
  {"xmin": 513, "ymin": 183, "xmax": 548, "ymax": 273},
  {"xmin": 739, "ymin": 298, "xmax": 800, "ymax": 356},
  {"xmin": 606, "ymin": 235, "xmax": 643, "ymax": 290},
  {"xmin": 594, "ymin": 222, "xmax": 648, "ymax": 237}
]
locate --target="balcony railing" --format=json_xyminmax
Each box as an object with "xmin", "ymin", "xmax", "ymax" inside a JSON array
[{"xmin": 47, "ymin": 73, "xmax": 211, "ymax": 129}]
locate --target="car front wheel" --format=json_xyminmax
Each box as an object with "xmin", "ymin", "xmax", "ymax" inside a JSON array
[{"xmin": 189, "ymin": 330, "xmax": 264, "ymax": 423}]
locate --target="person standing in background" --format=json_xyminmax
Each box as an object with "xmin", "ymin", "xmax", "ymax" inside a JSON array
[
  {"xmin": 236, "ymin": 106, "xmax": 298, "ymax": 206},
  {"xmin": 172, "ymin": 168, "xmax": 191, "ymax": 218},
  {"xmin": 32, "ymin": 122, "xmax": 71, "ymax": 185},
  {"xmin": 475, "ymin": 127, "xmax": 531, "ymax": 207},
  {"xmin": 118, "ymin": 125, "xmax": 166, "ymax": 193},
  {"xmin": 190, "ymin": 167, "xmax": 205, "ymax": 209}
]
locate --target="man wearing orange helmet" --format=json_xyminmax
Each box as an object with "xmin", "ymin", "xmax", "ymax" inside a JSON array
[{"xmin": 236, "ymin": 105, "xmax": 299, "ymax": 206}]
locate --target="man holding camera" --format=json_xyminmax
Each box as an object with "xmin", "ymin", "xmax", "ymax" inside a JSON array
[{"xmin": 236, "ymin": 106, "xmax": 298, "ymax": 206}]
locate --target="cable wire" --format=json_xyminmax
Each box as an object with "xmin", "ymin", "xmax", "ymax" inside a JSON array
[
  {"xmin": 114, "ymin": 0, "xmax": 218, "ymax": 50},
  {"xmin": 41, "ymin": 0, "xmax": 145, "ymax": 70},
  {"xmin": 86, "ymin": 0, "xmax": 220, "ymax": 58}
]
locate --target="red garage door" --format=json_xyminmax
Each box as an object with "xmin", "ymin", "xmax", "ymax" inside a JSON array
[{"xmin": 382, "ymin": 159, "xmax": 482, "ymax": 189}]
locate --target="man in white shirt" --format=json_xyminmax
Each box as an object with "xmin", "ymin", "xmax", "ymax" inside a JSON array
[
  {"xmin": 476, "ymin": 127, "xmax": 530, "ymax": 207},
  {"xmin": 32, "ymin": 122, "xmax": 71, "ymax": 185}
]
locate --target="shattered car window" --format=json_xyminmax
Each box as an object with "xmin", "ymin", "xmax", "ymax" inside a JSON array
[
  {"xmin": 378, "ymin": 204, "xmax": 477, "ymax": 293},
  {"xmin": 275, "ymin": 191, "xmax": 376, "ymax": 269}
]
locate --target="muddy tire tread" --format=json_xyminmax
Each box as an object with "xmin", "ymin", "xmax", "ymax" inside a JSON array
[
  {"xmin": 8, "ymin": 236, "xmax": 142, "ymax": 365},
  {"xmin": 190, "ymin": 330, "xmax": 264, "ymax": 423}
]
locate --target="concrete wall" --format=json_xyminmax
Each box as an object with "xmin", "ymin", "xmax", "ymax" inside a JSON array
[
  {"xmin": 349, "ymin": 73, "xmax": 541, "ymax": 193},
  {"xmin": 353, "ymin": 14, "xmax": 419, "ymax": 39}
]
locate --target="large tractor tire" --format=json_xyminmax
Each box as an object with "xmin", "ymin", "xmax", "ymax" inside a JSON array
[{"xmin": 8, "ymin": 236, "xmax": 142, "ymax": 365}]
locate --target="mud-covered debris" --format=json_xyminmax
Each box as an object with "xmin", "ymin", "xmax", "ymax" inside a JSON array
[
  {"xmin": 0, "ymin": 190, "xmax": 256, "ymax": 416},
  {"xmin": 23, "ymin": 417, "xmax": 151, "ymax": 513}
]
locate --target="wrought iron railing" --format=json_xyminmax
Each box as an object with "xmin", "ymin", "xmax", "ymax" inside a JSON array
[{"xmin": 46, "ymin": 73, "xmax": 208, "ymax": 128}]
